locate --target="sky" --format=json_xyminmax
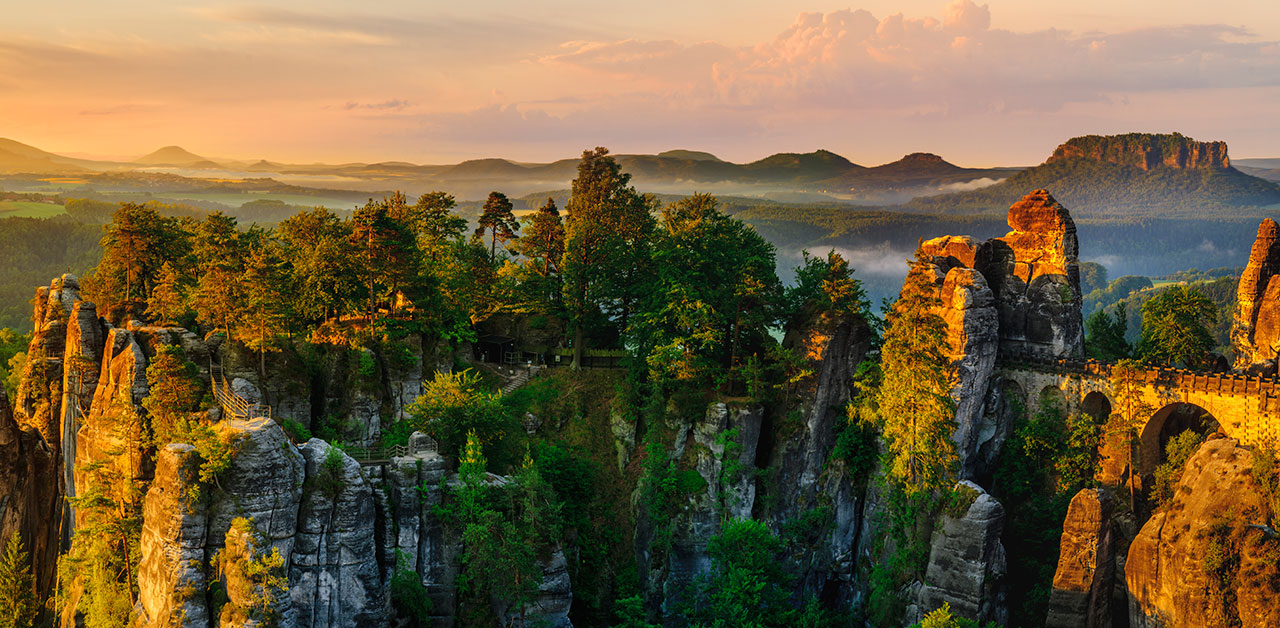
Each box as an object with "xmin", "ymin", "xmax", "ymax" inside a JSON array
[{"xmin": 3, "ymin": 0, "xmax": 1280, "ymax": 166}]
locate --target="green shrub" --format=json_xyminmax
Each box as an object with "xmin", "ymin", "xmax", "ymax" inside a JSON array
[
  {"xmin": 280, "ymin": 418, "xmax": 311, "ymax": 443},
  {"xmin": 390, "ymin": 550, "xmax": 431, "ymax": 626}
]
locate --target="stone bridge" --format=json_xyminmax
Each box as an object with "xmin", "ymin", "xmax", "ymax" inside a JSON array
[{"xmin": 995, "ymin": 351, "xmax": 1280, "ymax": 480}]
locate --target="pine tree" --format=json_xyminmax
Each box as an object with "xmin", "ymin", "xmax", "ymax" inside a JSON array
[
  {"xmin": 877, "ymin": 254, "xmax": 958, "ymax": 493},
  {"xmin": 349, "ymin": 198, "xmax": 417, "ymax": 322},
  {"xmin": 145, "ymin": 261, "xmax": 188, "ymax": 325},
  {"xmin": 1108, "ymin": 358, "xmax": 1153, "ymax": 512},
  {"xmin": 561, "ymin": 148, "xmax": 656, "ymax": 367},
  {"xmin": 0, "ymin": 531, "xmax": 36, "ymax": 628},
  {"xmin": 520, "ymin": 197, "xmax": 564, "ymax": 278},
  {"xmin": 475, "ymin": 192, "xmax": 520, "ymax": 262},
  {"xmin": 239, "ymin": 244, "xmax": 289, "ymax": 381}
]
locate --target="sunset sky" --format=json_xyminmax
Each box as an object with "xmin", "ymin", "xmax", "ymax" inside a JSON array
[{"xmin": 4, "ymin": 0, "xmax": 1280, "ymax": 165}]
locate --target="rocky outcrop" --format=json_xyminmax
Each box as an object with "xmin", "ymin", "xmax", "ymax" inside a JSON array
[
  {"xmin": 137, "ymin": 444, "xmax": 210, "ymax": 628},
  {"xmin": 1125, "ymin": 437, "xmax": 1280, "ymax": 628},
  {"xmin": 207, "ymin": 418, "xmax": 305, "ymax": 564},
  {"xmin": 914, "ymin": 481, "xmax": 1007, "ymax": 626},
  {"xmin": 979, "ymin": 189, "xmax": 1083, "ymax": 357},
  {"xmin": 290, "ymin": 440, "xmax": 386, "ymax": 628},
  {"xmin": 500, "ymin": 547, "xmax": 572, "ymax": 628},
  {"xmin": 14, "ymin": 274, "xmax": 83, "ymax": 447},
  {"xmin": 1232, "ymin": 219, "xmax": 1280, "ymax": 374},
  {"xmin": 0, "ymin": 382, "xmax": 61, "ymax": 609},
  {"xmin": 768, "ymin": 303, "xmax": 873, "ymax": 600},
  {"xmin": 1046, "ymin": 488, "xmax": 1116, "ymax": 628},
  {"xmin": 912, "ymin": 246, "xmax": 1001, "ymax": 480},
  {"xmin": 660, "ymin": 403, "xmax": 764, "ymax": 606},
  {"xmin": 1048, "ymin": 133, "xmax": 1230, "ymax": 170},
  {"xmin": 385, "ymin": 434, "xmax": 454, "ymax": 626},
  {"xmin": 74, "ymin": 327, "xmax": 151, "ymax": 525}
]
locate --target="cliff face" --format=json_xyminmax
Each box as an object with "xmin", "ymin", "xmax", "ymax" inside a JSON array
[
  {"xmin": 1046, "ymin": 489, "xmax": 1117, "ymax": 628},
  {"xmin": 1232, "ymin": 219, "xmax": 1280, "ymax": 374},
  {"xmin": 1048, "ymin": 133, "xmax": 1230, "ymax": 170},
  {"xmin": 1125, "ymin": 437, "xmax": 1280, "ymax": 628},
  {"xmin": 769, "ymin": 304, "xmax": 874, "ymax": 600},
  {"xmin": 911, "ymin": 190, "xmax": 1082, "ymax": 481}
]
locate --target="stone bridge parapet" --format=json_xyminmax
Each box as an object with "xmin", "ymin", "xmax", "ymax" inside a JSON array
[{"xmin": 994, "ymin": 348, "xmax": 1280, "ymax": 476}]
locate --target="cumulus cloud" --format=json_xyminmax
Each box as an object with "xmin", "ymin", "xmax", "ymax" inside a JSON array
[{"xmin": 544, "ymin": 0, "xmax": 1280, "ymax": 115}]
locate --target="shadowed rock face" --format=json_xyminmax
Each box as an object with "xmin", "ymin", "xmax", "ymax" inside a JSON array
[
  {"xmin": 1047, "ymin": 489, "xmax": 1116, "ymax": 628},
  {"xmin": 1232, "ymin": 219, "xmax": 1280, "ymax": 374},
  {"xmin": 0, "ymin": 382, "xmax": 61, "ymax": 610},
  {"xmin": 914, "ymin": 481, "xmax": 1007, "ymax": 626},
  {"xmin": 1125, "ymin": 437, "xmax": 1280, "ymax": 628}
]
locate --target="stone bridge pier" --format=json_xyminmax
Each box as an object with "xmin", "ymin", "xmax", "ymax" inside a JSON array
[{"xmin": 996, "ymin": 354, "xmax": 1280, "ymax": 484}]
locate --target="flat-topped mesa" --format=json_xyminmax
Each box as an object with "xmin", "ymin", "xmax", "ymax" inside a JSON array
[
  {"xmin": 1047, "ymin": 133, "xmax": 1230, "ymax": 170},
  {"xmin": 1231, "ymin": 219, "xmax": 1280, "ymax": 374}
]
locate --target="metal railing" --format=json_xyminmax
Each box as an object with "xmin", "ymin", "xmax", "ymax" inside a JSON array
[
  {"xmin": 343, "ymin": 445, "xmax": 409, "ymax": 465},
  {"xmin": 210, "ymin": 363, "xmax": 272, "ymax": 421}
]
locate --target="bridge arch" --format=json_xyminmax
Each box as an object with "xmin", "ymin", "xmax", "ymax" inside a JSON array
[
  {"xmin": 1138, "ymin": 402, "xmax": 1220, "ymax": 481},
  {"xmin": 1080, "ymin": 391, "xmax": 1111, "ymax": 424},
  {"xmin": 1037, "ymin": 385, "xmax": 1066, "ymax": 416}
]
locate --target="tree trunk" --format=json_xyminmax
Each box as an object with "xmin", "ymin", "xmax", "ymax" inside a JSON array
[{"xmin": 572, "ymin": 324, "xmax": 585, "ymax": 370}]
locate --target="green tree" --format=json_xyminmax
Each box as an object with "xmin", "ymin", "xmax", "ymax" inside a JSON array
[
  {"xmin": 1108, "ymin": 359, "xmax": 1153, "ymax": 512},
  {"xmin": 786, "ymin": 250, "xmax": 870, "ymax": 328},
  {"xmin": 446, "ymin": 431, "xmax": 560, "ymax": 628},
  {"xmin": 0, "ymin": 531, "xmax": 35, "ymax": 628},
  {"xmin": 349, "ymin": 197, "xmax": 418, "ymax": 321},
  {"xmin": 1136, "ymin": 286, "xmax": 1216, "ymax": 368},
  {"xmin": 1085, "ymin": 302, "xmax": 1130, "ymax": 361},
  {"xmin": 190, "ymin": 212, "xmax": 247, "ymax": 340},
  {"xmin": 142, "ymin": 345, "xmax": 201, "ymax": 447},
  {"xmin": 406, "ymin": 370, "xmax": 521, "ymax": 469},
  {"xmin": 410, "ymin": 192, "xmax": 468, "ymax": 260},
  {"xmin": 91, "ymin": 202, "xmax": 177, "ymax": 305},
  {"xmin": 876, "ymin": 255, "xmax": 958, "ymax": 493},
  {"xmin": 475, "ymin": 192, "xmax": 520, "ymax": 262},
  {"xmin": 239, "ymin": 244, "xmax": 289, "ymax": 381},
  {"xmin": 561, "ymin": 148, "xmax": 657, "ymax": 367},
  {"xmin": 1150, "ymin": 429, "xmax": 1206, "ymax": 509},
  {"xmin": 145, "ymin": 261, "xmax": 189, "ymax": 325},
  {"xmin": 632, "ymin": 193, "xmax": 781, "ymax": 390},
  {"xmin": 278, "ymin": 208, "xmax": 357, "ymax": 324},
  {"xmin": 518, "ymin": 197, "xmax": 565, "ymax": 310}
]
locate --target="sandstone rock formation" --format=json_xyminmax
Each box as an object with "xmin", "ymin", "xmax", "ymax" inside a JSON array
[
  {"xmin": 1125, "ymin": 437, "xmax": 1280, "ymax": 628},
  {"xmin": 980, "ymin": 189, "xmax": 1083, "ymax": 357},
  {"xmin": 0, "ymin": 381, "xmax": 61, "ymax": 607},
  {"xmin": 912, "ymin": 247, "xmax": 1000, "ymax": 480},
  {"xmin": 660, "ymin": 403, "xmax": 764, "ymax": 606},
  {"xmin": 769, "ymin": 301, "xmax": 874, "ymax": 600},
  {"xmin": 384, "ymin": 435, "xmax": 454, "ymax": 625},
  {"xmin": 1046, "ymin": 488, "xmax": 1116, "ymax": 628},
  {"xmin": 1232, "ymin": 219, "xmax": 1280, "ymax": 374},
  {"xmin": 1048, "ymin": 133, "xmax": 1230, "ymax": 170},
  {"xmin": 137, "ymin": 444, "xmax": 210, "ymax": 628},
  {"xmin": 290, "ymin": 439, "xmax": 385, "ymax": 628},
  {"xmin": 908, "ymin": 189, "xmax": 1083, "ymax": 481},
  {"xmin": 915, "ymin": 481, "xmax": 1007, "ymax": 625}
]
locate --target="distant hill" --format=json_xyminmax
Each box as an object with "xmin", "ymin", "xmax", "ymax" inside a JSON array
[
  {"xmin": 0, "ymin": 138, "xmax": 103, "ymax": 174},
  {"xmin": 657, "ymin": 149, "xmax": 723, "ymax": 162},
  {"xmin": 134, "ymin": 145, "xmax": 219, "ymax": 167},
  {"xmin": 903, "ymin": 133, "xmax": 1280, "ymax": 218}
]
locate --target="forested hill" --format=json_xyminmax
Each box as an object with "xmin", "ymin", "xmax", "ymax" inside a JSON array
[{"xmin": 903, "ymin": 133, "xmax": 1280, "ymax": 218}]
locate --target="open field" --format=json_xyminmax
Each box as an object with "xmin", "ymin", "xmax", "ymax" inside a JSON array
[{"xmin": 0, "ymin": 201, "xmax": 66, "ymax": 218}]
